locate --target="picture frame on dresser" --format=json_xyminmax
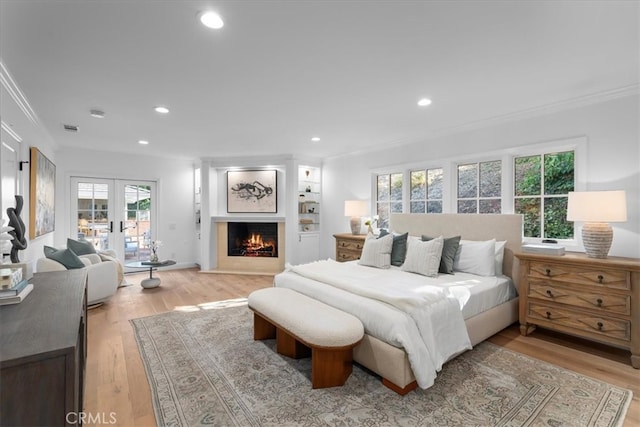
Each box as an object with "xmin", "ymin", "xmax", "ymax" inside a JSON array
[{"xmin": 227, "ymin": 170, "xmax": 277, "ymax": 213}]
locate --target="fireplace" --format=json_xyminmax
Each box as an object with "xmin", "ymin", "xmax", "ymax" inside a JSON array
[{"xmin": 227, "ymin": 222, "xmax": 278, "ymax": 257}]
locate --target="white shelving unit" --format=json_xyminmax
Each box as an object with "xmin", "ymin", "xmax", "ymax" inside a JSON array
[{"xmin": 297, "ymin": 166, "xmax": 320, "ymax": 233}]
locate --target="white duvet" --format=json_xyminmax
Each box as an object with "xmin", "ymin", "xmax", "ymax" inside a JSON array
[{"xmin": 276, "ymin": 259, "xmax": 473, "ymax": 389}]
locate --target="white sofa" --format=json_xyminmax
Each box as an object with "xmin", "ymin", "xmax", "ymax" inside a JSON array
[{"xmin": 36, "ymin": 253, "xmax": 119, "ymax": 305}]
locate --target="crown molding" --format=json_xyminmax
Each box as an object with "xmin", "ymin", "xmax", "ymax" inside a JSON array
[
  {"xmin": 0, "ymin": 59, "xmax": 40, "ymax": 126},
  {"xmin": 327, "ymin": 85, "xmax": 639, "ymax": 161}
]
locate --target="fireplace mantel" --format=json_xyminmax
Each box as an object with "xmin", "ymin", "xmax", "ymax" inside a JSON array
[{"xmin": 212, "ymin": 216, "xmax": 286, "ymax": 223}]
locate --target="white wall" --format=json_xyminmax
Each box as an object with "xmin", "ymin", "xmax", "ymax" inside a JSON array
[
  {"xmin": 321, "ymin": 94, "xmax": 640, "ymax": 259},
  {"xmin": 0, "ymin": 69, "xmax": 57, "ymax": 274},
  {"xmin": 55, "ymin": 147, "xmax": 196, "ymax": 268}
]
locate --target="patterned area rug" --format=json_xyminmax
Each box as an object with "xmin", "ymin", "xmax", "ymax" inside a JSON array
[{"xmin": 131, "ymin": 300, "xmax": 631, "ymax": 426}]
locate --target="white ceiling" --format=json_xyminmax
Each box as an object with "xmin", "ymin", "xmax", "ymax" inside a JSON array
[{"xmin": 0, "ymin": 1, "xmax": 638, "ymax": 161}]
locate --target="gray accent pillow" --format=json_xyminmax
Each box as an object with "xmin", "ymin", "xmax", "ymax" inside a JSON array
[
  {"xmin": 422, "ymin": 235, "xmax": 461, "ymax": 274},
  {"xmin": 44, "ymin": 246, "xmax": 86, "ymax": 269},
  {"xmin": 378, "ymin": 229, "xmax": 409, "ymax": 266},
  {"xmin": 67, "ymin": 238, "xmax": 97, "ymax": 256}
]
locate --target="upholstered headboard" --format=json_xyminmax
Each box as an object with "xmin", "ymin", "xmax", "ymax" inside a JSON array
[{"xmin": 389, "ymin": 214, "xmax": 523, "ymax": 284}]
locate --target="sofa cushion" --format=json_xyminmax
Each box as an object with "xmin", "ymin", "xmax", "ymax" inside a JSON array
[
  {"xmin": 98, "ymin": 253, "xmax": 124, "ymax": 285},
  {"xmin": 44, "ymin": 246, "xmax": 85, "ymax": 269},
  {"xmin": 67, "ymin": 238, "xmax": 97, "ymax": 256}
]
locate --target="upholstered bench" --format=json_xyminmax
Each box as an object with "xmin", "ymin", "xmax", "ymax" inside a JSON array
[{"xmin": 248, "ymin": 287, "xmax": 364, "ymax": 389}]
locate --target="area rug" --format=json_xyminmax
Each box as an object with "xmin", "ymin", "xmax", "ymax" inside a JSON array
[{"xmin": 131, "ymin": 300, "xmax": 632, "ymax": 427}]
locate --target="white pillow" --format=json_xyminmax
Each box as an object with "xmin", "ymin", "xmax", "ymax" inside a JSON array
[
  {"xmin": 401, "ymin": 236, "xmax": 444, "ymax": 277},
  {"xmin": 454, "ymin": 239, "xmax": 496, "ymax": 276},
  {"xmin": 495, "ymin": 240, "xmax": 506, "ymax": 275},
  {"xmin": 358, "ymin": 233, "xmax": 393, "ymax": 269}
]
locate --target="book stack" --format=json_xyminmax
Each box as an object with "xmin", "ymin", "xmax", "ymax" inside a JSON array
[{"xmin": 0, "ymin": 267, "xmax": 33, "ymax": 306}]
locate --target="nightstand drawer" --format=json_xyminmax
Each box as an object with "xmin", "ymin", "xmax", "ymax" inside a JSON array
[
  {"xmin": 336, "ymin": 240, "xmax": 365, "ymax": 252},
  {"xmin": 528, "ymin": 302, "xmax": 630, "ymax": 341},
  {"xmin": 528, "ymin": 281, "xmax": 631, "ymax": 315},
  {"xmin": 529, "ymin": 262, "xmax": 629, "ymax": 290},
  {"xmin": 336, "ymin": 251, "xmax": 361, "ymax": 262}
]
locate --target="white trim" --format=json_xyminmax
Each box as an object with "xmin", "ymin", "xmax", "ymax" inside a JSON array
[{"xmin": 0, "ymin": 61, "xmax": 39, "ymax": 125}]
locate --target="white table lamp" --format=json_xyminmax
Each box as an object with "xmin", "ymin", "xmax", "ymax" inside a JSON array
[
  {"xmin": 567, "ymin": 190, "xmax": 627, "ymax": 258},
  {"xmin": 344, "ymin": 200, "xmax": 367, "ymax": 235}
]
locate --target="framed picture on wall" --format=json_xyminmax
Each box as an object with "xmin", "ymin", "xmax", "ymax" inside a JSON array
[
  {"xmin": 29, "ymin": 147, "xmax": 56, "ymax": 239},
  {"xmin": 227, "ymin": 170, "xmax": 277, "ymax": 213}
]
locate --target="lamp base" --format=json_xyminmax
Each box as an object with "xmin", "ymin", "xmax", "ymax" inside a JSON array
[
  {"xmin": 350, "ymin": 217, "xmax": 361, "ymax": 235},
  {"xmin": 582, "ymin": 222, "xmax": 612, "ymax": 259}
]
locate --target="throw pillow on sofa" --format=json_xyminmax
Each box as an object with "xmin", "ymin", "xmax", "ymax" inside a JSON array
[
  {"xmin": 67, "ymin": 238, "xmax": 97, "ymax": 256},
  {"xmin": 44, "ymin": 246, "xmax": 85, "ymax": 269}
]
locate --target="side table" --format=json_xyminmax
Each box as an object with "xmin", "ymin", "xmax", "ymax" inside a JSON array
[{"xmin": 125, "ymin": 260, "xmax": 176, "ymax": 289}]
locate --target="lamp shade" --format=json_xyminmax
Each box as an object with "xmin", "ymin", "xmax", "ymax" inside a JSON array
[
  {"xmin": 344, "ymin": 200, "xmax": 367, "ymax": 217},
  {"xmin": 567, "ymin": 191, "xmax": 627, "ymax": 223}
]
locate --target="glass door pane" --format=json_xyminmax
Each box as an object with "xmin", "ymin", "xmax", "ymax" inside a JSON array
[
  {"xmin": 76, "ymin": 182, "xmax": 111, "ymax": 251},
  {"xmin": 123, "ymin": 184, "xmax": 152, "ymax": 261}
]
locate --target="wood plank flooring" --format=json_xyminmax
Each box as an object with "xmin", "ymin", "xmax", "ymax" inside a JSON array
[{"xmin": 85, "ymin": 267, "xmax": 639, "ymax": 426}]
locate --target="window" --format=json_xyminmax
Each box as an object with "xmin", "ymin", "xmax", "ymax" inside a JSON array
[
  {"xmin": 514, "ymin": 151, "xmax": 574, "ymax": 239},
  {"xmin": 376, "ymin": 173, "xmax": 403, "ymax": 229},
  {"xmin": 410, "ymin": 168, "xmax": 443, "ymax": 214},
  {"xmin": 457, "ymin": 160, "xmax": 501, "ymax": 214}
]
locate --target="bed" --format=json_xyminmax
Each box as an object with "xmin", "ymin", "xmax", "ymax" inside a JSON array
[{"xmin": 274, "ymin": 213, "xmax": 523, "ymax": 394}]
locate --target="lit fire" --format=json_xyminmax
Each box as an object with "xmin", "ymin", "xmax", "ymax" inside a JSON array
[{"xmin": 238, "ymin": 233, "xmax": 276, "ymax": 257}]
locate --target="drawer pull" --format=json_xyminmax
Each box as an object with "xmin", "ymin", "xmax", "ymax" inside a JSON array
[
  {"xmin": 545, "ymin": 269, "xmax": 551, "ymax": 276},
  {"xmin": 546, "ymin": 289, "xmax": 553, "ymax": 298},
  {"xmin": 598, "ymin": 275, "xmax": 604, "ymax": 283},
  {"xmin": 597, "ymin": 322, "xmax": 603, "ymax": 331},
  {"xmin": 357, "ymin": 244, "xmax": 363, "ymax": 249},
  {"xmin": 546, "ymin": 311, "xmax": 551, "ymax": 319},
  {"xmin": 596, "ymin": 298, "xmax": 603, "ymax": 307}
]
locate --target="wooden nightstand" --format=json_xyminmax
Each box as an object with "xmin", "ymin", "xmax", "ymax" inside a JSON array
[
  {"xmin": 333, "ymin": 233, "xmax": 367, "ymax": 262},
  {"xmin": 516, "ymin": 252, "xmax": 640, "ymax": 369}
]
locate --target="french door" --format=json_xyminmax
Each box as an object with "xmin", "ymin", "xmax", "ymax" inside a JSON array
[{"xmin": 70, "ymin": 177, "xmax": 157, "ymax": 265}]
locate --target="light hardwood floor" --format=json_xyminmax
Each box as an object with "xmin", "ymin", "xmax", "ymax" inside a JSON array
[{"xmin": 85, "ymin": 267, "xmax": 639, "ymax": 426}]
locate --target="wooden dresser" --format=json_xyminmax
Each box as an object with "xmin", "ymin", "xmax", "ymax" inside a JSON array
[
  {"xmin": 516, "ymin": 252, "xmax": 639, "ymax": 369},
  {"xmin": 0, "ymin": 269, "xmax": 88, "ymax": 426},
  {"xmin": 334, "ymin": 233, "xmax": 367, "ymax": 262}
]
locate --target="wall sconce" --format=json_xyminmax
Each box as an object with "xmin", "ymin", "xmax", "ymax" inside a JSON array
[
  {"xmin": 567, "ymin": 190, "xmax": 627, "ymax": 258},
  {"xmin": 344, "ymin": 200, "xmax": 367, "ymax": 235}
]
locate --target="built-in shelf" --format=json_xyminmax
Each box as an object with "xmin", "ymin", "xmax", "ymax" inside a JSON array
[{"xmin": 298, "ymin": 166, "xmax": 321, "ymax": 232}]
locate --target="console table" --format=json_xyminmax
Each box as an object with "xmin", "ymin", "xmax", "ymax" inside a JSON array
[{"xmin": 0, "ymin": 269, "xmax": 88, "ymax": 426}]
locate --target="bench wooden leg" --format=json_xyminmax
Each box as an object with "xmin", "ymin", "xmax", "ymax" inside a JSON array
[
  {"xmin": 277, "ymin": 328, "xmax": 311, "ymax": 359},
  {"xmin": 311, "ymin": 348, "xmax": 353, "ymax": 388},
  {"xmin": 253, "ymin": 313, "xmax": 276, "ymax": 340}
]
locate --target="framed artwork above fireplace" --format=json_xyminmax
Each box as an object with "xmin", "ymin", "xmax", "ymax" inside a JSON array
[{"xmin": 227, "ymin": 170, "xmax": 277, "ymax": 213}]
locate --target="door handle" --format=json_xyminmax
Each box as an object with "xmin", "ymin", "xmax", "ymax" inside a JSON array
[
  {"xmin": 120, "ymin": 221, "xmax": 125, "ymax": 233},
  {"xmin": 109, "ymin": 221, "xmax": 113, "ymax": 233}
]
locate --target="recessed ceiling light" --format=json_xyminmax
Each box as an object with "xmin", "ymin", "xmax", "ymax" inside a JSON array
[
  {"xmin": 154, "ymin": 106, "xmax": 170, "ymax": 114},
  {"xmin": 199, "ymin": 11, "xmax": 224, "ymax": 29},
  {"xmin": 90, "ymin": 109, "xmax": 105, "ymax": 118},
  {"xmin": 138, "ymin": 140, "xmax": 149, "ymax": 145},
  {"xmin": 417, "ymin": 98, "xmax": 432, "ymax": 107},
  {"xmin": 311, "ymin": 137, "xmax": 321, "ymax": 142}
]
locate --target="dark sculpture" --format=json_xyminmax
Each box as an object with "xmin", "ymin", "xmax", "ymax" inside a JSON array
[{"xmin": 7, "ymin": 195, "xmax": 27, "ymax": 263}]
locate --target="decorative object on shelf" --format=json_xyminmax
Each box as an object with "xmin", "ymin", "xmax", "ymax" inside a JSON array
[
  {"xmin": 305, "ymin": 170, "xmax": 310, "ymax": 177},
  {"xmin": 7, "ymin": 195, "xmax": 27, "ymax": 263},
  {"xmin": 567, "ymin": 190, "xmax": 627, "ymax": 258},
  {"xmin": 364, "ymin": 216, "xmax": 378, "ymax": 235},
  {"xmin": 29, "ymin": 147, "xmax": 56, "ymax": 239},
  {"xmin": 150, "ymin": 240, "xmax": 162, "ymax": 263},
  {"xmin": 1, "ymin": 220, "xmax": 14, "ymax": 260},
  {"xmin": 227, "ymin": 170, "xmax": 277, "ymax": 213},
  {"xmin": 344, "ymin": 200, "xmax": 367, "ymax": 235}
]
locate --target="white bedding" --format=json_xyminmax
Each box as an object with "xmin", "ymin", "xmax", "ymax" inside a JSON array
[{"xmin": 277, "ymin": 259, "xmax": 496, "ymax": 389}]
